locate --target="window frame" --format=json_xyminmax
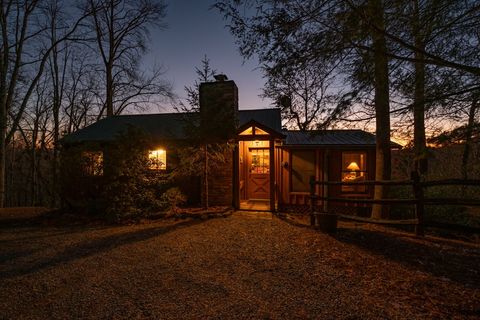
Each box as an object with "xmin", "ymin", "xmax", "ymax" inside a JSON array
[
  {"xmin": 81, "ymin": 151, "xmax": 104, "ymax": 177},
  {"xmin": 148, "ymin": 148, "xmax": 167, "ymax": 171},
  {"xmin": 340, "ymin": 151, "xmax": 368, "ymax": 194},
  {"xmin": 249, "ymin": 147, "xmax": 270, "ymax": 174}
]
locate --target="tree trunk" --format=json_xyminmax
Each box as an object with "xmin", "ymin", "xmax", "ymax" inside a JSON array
[
  {"xmin": 461, "ymin": 94, "xmax": 478, "ymax": 180},
  {"xmin": 203, "ymin": 144, "xmax": 209, "ymax": 209},
  {"xmin": 51, "ymin": 38, "xmax": 61, "ymax": 208},
  {"xmin": 30, "ymin": 120, "xmax": 39, "ymax": 206},
  {"xmin": 369, "ymin": 0, "xmax": 392, "ymax": 219},
  {"xmin": 0, "ymin": 96, "xmax": 6, "ymax": 208},
  {"xmin": 412, "ymin": 0, "xmax": 427, "ymax": 176},
  {"xmin": 106, "ymin": 60, "xmax": 114, "ymax": 116}
]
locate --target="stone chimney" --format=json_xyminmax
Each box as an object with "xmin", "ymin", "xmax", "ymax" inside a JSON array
[{"xmin": 199, "ymin": 74, "xmax": 239, "ymax": 142}]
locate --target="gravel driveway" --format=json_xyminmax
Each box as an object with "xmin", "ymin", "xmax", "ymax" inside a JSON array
[{"xmin": 1, "ymin": 210, "xmax": 479, "ymax": 319}]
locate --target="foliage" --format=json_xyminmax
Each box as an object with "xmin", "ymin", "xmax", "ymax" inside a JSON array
[
  {"xmin": 173, "ymin": 56, "xmax": 233, "ymax": 208},
  {"xmin": 175, "ymin": 55, "xmax": 217, "ymax": 113},
  {"xmin": 160, "ymin": 187, "xmax": 187, "ymax": 216},
  {"xmin": 428, "ymin": 123, "xmax": 480, "ymax": 146},
  {"xmin": 264, "ymin": 60, "xmax": 353, "ymax": 130},
  {"xmin": 60, "ymin": 143, "xmax": 106, "ymax": 214},
  {"xmin": 102, "ymin": 128, "xmax": 168, "ymax": 222},
  {"xmin": 61, "ymin": 127, "xmax": 171, "ymax": 221}
]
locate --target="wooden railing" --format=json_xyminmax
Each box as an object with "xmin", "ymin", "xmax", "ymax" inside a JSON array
[{"xmin": 309, "ymin": 172, "xmax": 480, "ymax": 236}]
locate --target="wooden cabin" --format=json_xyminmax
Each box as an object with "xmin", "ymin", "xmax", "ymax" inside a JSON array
[{"xmin": 63, "ymin": 76, "xmax": 400, "ymax": 214}]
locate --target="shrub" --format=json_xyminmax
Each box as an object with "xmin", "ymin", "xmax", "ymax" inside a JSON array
[
  {"xmin": 160, "ymin": 187, "xmax": 187, "ymax": 216},
  {"xmin": 102, "ymin": 128, "xmax": 169, "ymax": 222},
  {"xmin": 61, "ymin": 127, "xmax": 172, "ymax": 222}
]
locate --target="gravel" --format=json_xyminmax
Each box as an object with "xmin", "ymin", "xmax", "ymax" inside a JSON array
[{"xmin": 0, "ymin": 209, "xmax": 479, "ymax": 319}]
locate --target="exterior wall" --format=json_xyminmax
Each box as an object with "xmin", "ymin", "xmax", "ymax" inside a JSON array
[
  {"xmin": 277, "ymin": 146, "xmax": 376, "ymax": 215},
  {"xmin": 327, "ymin": 148, "xmax": 376, "ymax": 216},
  {"xmin": 278, "ymin": 147, "xmax": 323, "ymax": 213},
  {"xmin": 202, "ymin": 147, "xmax": 234, "ymax": 207}
]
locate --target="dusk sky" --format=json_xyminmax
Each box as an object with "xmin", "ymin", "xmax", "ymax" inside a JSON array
[{"xmin": 144, "ymin": 0, "xmax": 273, "ymax": 112}]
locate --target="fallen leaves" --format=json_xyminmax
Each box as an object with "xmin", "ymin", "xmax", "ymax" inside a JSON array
[{"xmin": 0, "ymin": 210, "xmax": 479, "ymax": 319}]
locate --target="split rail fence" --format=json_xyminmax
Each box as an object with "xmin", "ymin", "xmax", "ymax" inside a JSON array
[{"xmin": 309, "ymin": 172, "xmax": 480, "ymax": 236}]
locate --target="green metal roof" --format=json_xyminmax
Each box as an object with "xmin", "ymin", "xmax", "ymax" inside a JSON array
[
  {"xmin": 284, "ymin": 130, "xmax": 402, "ymax": 148},
  {"xmin": 62, "ymin": 109, "xmax": 283, "ymax": 144},
  {"xmin": 62, "ymin": 108, "xmax": 401, "ymax": 148}
]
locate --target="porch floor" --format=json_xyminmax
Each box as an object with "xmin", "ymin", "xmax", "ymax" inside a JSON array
[{"xmin": 239, "ymin": 199, "xmax": 270, "ymax": 211}]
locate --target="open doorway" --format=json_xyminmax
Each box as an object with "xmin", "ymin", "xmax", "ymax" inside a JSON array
[{"xmin": 239, "ymin": 140, "xmax": 271, "ymax": 211}]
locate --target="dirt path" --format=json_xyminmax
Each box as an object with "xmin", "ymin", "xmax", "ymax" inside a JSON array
[{"xmin": 1, "ymin": 210, "xmax": 479, "ymax": 319}]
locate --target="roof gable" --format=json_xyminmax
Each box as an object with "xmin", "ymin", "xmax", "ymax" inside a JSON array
[
  {"xmin": 238, "ymin": 108, "xmax": 282, "ymax": 133},
  {"xmin": 237, "ymin": 119, "xmax": 285, "ymax": 139}
]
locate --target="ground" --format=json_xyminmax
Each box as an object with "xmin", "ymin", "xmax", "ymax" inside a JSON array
[{"xmin": 1, "ymin": 209, "xmax": 479, "ymax": 319}]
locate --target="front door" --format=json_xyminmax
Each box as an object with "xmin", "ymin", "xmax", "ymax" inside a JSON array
[{"xmin": 247, "ymin": 148, "xmax": 270, "ymax": 199}]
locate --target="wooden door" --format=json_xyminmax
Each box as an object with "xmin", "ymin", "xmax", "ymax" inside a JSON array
[{"xmin": 247, "ymin": 148, "xmax": 270, "ymax": 199}]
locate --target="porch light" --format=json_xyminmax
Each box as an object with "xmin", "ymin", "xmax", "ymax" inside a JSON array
[{"xmin": 347, "ymin": 161, "xmax": 360, "ymax": 171}]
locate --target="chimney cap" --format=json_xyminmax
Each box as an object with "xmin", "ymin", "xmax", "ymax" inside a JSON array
[{"xmin": 214, "ymin": 74, "xmax": 228, "ymax": 81}]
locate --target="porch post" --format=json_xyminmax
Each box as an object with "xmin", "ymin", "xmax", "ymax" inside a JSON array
[
  {"xmin": 323, "ymin": 149, "xmax": 329, "ymax": 213},
  {"xmin": 269, "ymin": 138, "xmax": 275, "ymax": 212},
  {"xmin": 233, "ymin": 141, "xmax": 239, "ymax": 209}
]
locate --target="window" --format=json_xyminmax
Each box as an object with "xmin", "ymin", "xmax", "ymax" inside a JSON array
[
  {"xmin": 341, "ymin": 152, "xmax": 367, "ymax": 193},
  {"xmin": 239, "ymin": 125, "xmax": 269, "ymax": 136},
  {"xmin": 148, "ymin": 149, "xmax": 167, "ymax": 170},
  {"xmin": 82, "ymin": 151, "xmax": 103, "ymax": 176},
  {"xmin": 291, "ymin": 150, "xmax": 315, "ymax": 192},
  {"xmin": 250, "ymin": 148, "xmax": 269, "ymax": 173}
]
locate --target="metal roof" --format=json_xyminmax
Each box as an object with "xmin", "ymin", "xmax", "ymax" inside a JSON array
[
  {"xmin": 62, "ymin": 109, "xmax": 282, "ymax": 144},
  {"xmin": 285, "ymin": 130, "xmax": 382, "ymax": 146},
  {"xmin": 62, "ymin": 109, "xmax": 401, "ymax": 148},
  {"xmin": 238, "ymin": 108, "xmax": 282, "ymax": 133},
  {"xmin": 61, "ymin": 113, "xmax": 192, "ymax": 144}
]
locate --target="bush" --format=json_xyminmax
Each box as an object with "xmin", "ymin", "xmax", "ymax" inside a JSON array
[
  {"xmin": 160, "ymin": 187, "xmax": 187, "ymax": 216},
  {"xmin": 102, "ymin": 128, "xmax": 169, "ymax": 222},
  {"xmin": 61, "ymin": 127, "xmax": 172, "ymax": 222}
]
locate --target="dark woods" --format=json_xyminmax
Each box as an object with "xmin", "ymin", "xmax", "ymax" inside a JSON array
[{"xmin": 2, "ymin": 0, "xmax": 171, "ymax": 208}]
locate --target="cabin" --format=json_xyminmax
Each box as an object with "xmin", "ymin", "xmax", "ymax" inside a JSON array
[{"xmin": 62, "ymin": 76, "xmax": 400, "ymax": 215}]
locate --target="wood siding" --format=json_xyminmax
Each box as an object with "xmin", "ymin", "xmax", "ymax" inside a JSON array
[{"xmin": 277, "ymin": 146, "xmax": 376, "ymax": 215}]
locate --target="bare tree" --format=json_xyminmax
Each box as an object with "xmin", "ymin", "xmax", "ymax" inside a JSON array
[
  {"xmin": 0, "ymin": 0, "xmax": 88, "ymax": 207},
  {"xmin": 263, "ymin": 61, "xmax": 348, "ymax": 131},
  {"xmin": 85, "ymin": 0, "xmax": 171, "ymax": 117}
]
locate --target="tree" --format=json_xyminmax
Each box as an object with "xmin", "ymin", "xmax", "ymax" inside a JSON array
[
  {"xmin": 216, "ymin": 0, "xmax": 480, "ymax": 218},
  {"xmin": 0, "ymin": 0, "xmax": 88, "ymax": 207},
  {"xmin": 178, "ymin": 54, "xmax": 217, "ymax": 113},
  {"xmin": 263, "ymin": 59, "xmax": 350, "ymax": 131},
  {"xmin": 174, "ymin": 56, "xmax": 232, "ymax": 209},
  {"xmin": 85, "ymin": 0, "xmax": 171, "ymax": 118},
  {"xmin": 215, "ymin": 0, "xmax": 394, "ymax": 217}
]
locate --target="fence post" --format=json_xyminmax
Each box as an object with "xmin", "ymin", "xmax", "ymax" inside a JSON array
[
  {"xmin": 411, "ymin": 171, "xmax": 425, "ymax": 237},
  {"xmin": 310, "ymin": 176, "xmax": 316, "ymax": 226}
]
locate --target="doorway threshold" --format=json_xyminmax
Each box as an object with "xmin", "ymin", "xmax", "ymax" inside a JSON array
[{"xmin": 239, "ymin": 199, "xmax": 270, "ymax": 211}]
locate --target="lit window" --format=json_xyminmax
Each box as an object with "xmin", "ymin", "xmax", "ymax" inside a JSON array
[
  {"xmin": 341, "ymin": 152, "xmax": 367, "ymax": 193},
  {"xmin": 239, "ymin": 126, "xmax": 254, "ymax": 135},
  {"xmin": 254, "ymin": 127, "xmax": 269, "ymax": 135},
  {"xmin": 239, "ymin": 126, "xmax": 269, "ymax": 136},
  {"xmin": 82, "ymin": 151, "xmax": 103, "ymax": 176},
  {"xmin": 148, "ymin": 149, "xmax": 166, "ymax": 170},
  {"xmin": 250, "ymin": 148, "xmax": 269, "ymax": 174}
]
